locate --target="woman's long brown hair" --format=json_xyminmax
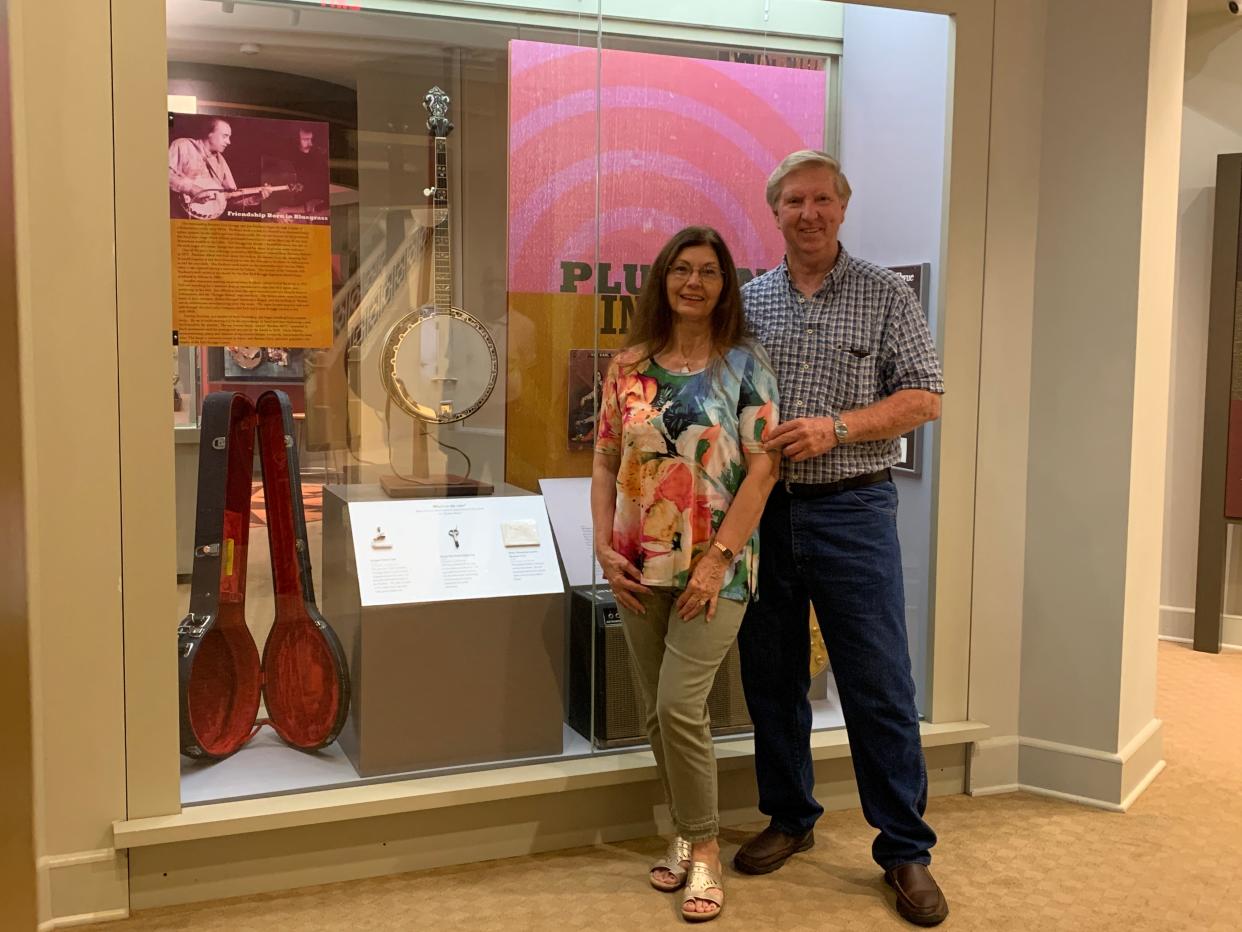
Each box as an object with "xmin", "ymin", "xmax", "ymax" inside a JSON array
[{"xmin": 622, "ymin": 226, "xmax": 748, "ymax": 371}]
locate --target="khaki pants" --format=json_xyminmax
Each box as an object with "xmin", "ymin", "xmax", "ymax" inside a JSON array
[{"xmin": 618, "ymin": 589, "xmax": 747, "ymax": 842}]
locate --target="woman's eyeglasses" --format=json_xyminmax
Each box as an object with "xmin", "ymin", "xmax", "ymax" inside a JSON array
[{"xmin": 667, "ymin": 263, "xmax": 722, "ymax": 284}]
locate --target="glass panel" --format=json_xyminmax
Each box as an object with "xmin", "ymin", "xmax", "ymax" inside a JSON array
[
  {"xmin": 831, "ymin": 3, "xmax": 952, "ymax": 712},
  {"xmin": 168, "ymin": 0, "xmax": 602, "ymax": 804},
  {"xmin": 164, "ymin": 0, "xmax": 949, "ymax": 805},
  {"xmin": 583, "ymin": 2, "xmax": 842, "ymax": 747}
]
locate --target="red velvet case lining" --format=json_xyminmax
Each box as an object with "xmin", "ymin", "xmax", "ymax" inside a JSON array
[
  {"xmin": 186, "ymin": 404, "xmax": 262, "ymax": 758},
  {"xmin": 255, "ymin": 398, "xmax": 342, "ymax": 750},
  {"xmin": 184, "ymin": 394, "xmax": 344, "ymax": 758}
]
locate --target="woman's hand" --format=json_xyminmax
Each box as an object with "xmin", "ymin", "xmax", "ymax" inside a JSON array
[
  {"xmin": 675, "ymin": 549, "xmax": 728, "ymax": 621},
  {"xmin": 597, "ymin": 544, "xmax": 652, "ymax": 614}
]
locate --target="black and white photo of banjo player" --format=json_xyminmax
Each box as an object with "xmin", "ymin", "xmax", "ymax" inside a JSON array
[{"xmin": 168, "ymin": 117, "xmax": 271, "ymax": 218}]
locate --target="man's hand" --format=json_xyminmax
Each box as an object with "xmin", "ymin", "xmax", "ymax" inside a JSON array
[
  {"xmin": 596, "ymin": 544, "xmax": 652, "ymax": 614},
  {"xmin": 764, "ymin": 417, "xmax": 838, "ymax": 462},
  {"xmin": 260, "ymin": 184, "xmax": 273, "ymax": 199}
]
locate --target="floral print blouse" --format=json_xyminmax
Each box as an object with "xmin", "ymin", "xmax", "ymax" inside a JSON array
[{"xmin": 595, "ymin": 344, "xmax": 780, "ymax": 603}]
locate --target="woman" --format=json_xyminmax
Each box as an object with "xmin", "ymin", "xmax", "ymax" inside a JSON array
[{"xmin": 591, "ymin": 226, "xmax": 780, "ymax": 922}]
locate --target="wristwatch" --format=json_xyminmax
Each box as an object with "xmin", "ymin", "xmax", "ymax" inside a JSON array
[
  {"xmin": 712, "ymin": 539, "xmax": 735, "ymax": 561},
  {"xmin": 833, "ymin": 415, "xmax": 849, "ymax": 444}
]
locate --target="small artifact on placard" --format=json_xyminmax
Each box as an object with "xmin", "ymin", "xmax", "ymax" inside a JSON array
[
  {"xmin": 500, "ymin": 519, "xmax": 540, "ymax": 547},
  {"xmin": 371, "ymin": 527, "xmax": 392, "ymax": 550}
]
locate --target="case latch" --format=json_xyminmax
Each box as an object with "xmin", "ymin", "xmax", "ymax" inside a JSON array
[{"xmin": 177, "ymin": 612, "xmax": 212, "ymax": 639}]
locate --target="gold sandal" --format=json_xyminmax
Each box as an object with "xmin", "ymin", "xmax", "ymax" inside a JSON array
[
  {"xmin": 681, "ymin": 861, "xmax": 724, "ymax": 922},
  {"xmin": 649, "ymin": 836, "xmax": 692, "ymax": 891}
]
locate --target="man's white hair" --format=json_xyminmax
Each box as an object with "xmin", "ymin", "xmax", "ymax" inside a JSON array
[{"xmin": 765, "ymin": 150, "xmax": 852, "ymax": 210}]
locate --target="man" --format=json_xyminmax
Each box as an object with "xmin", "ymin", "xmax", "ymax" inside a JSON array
[
  {"xmin": 168, "ymin": 117, "xmax": 238, "ymax": 203},
  {"xmin": 735, "ymin": 150, "xmax": 948, "ymax": 927},
  {"xmin": 169, "ymin": 117, "xmax": 269, "ymax": 217}
]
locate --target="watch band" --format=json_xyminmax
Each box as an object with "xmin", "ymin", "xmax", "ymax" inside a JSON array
[
  {"xmin": 833, "ymin": 415, "xmax": 849, "ymax": 443},
  {"xmin": 712, "ymin": 539, "xmax": 735, "ymax": 561}
]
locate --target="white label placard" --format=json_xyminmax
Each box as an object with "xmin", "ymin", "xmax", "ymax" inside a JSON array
[
  {"xmin": 348, "ymin": 496, "xmax": 564, "ymax": 606},
  {"xmin": 538, "ymin": 477, "xmax": 604, "ymax": 588}
]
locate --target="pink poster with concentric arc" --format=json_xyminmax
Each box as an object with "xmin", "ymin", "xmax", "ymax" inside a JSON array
[{"xmin": 507, "ymin": 40, "xmax": 826, "ymax": 294}]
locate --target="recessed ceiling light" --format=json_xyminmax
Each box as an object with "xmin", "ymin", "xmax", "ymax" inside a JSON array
[{"xmin": 240, "ymin": 42, "xmax": 261, "ymax": 55}]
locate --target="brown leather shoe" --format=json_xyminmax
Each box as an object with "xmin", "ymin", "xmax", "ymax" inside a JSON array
[
  {"xmin": 884, "ymin": 863, "xmax": 949, "ymax": 927},
  {"xmin": 732, "ymin": 826, "xmax": 814, "ymax": 874}
]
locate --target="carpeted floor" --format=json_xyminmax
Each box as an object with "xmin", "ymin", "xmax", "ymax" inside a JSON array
[{"xmin": 109, "ymin": 641, "xmax": 1241, "ymax": 931}]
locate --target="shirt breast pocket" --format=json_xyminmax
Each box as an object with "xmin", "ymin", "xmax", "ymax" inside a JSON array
[{"xmin": 825, "ymin": 346, "xmax": 878, "ymax": 411}]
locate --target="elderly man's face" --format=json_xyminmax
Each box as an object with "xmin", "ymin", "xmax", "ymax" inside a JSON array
[
  {"xmin": 298, "ymin": 130, "xmax": 314, "ymax": 153},
  {"xmin": 206, "ymin": 122, "xmax": 232, "ymax": 154},
  {"xmin": 774, "ymin": 165, "xmax": 847, "ymax": 260}
]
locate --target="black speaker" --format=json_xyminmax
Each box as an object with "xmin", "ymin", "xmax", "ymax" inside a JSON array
[{"xmin": 567, "ymin": 586, "xmax": 751, "ymax": 748}]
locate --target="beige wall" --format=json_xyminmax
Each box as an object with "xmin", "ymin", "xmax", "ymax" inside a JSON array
[
  {"xmin": 10, "ymin": 0, "xmax": 132, "ymax": 925},
  {"xmin": 8, "ymin": 0, "xmax": 1192, "ymax": 923},
  {"xmin": 965, "ymin": 0, "xmax": 1045, "ymax": 792},
  {"xmin": 1014, "ymin": 0, "xmax": 1179, "ymax": 803},
  {"xmin": 0, "ymin": 0, "xmax": 39, "ymax": 927},
  {"xmin": 1161, "ymin": 13, "xmax": 1242, "ymax": 648},
  {"xmin": 968, "ymin": 0, "xmax": 1180, "ymax": 807}
]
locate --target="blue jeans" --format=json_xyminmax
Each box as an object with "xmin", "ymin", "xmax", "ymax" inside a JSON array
[{"xmin": 738, "ymin": 480, "xmax": 936, "ymax": 869}]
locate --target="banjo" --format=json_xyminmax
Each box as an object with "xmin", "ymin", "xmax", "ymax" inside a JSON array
[
  {"xmin": 380, "ymin": 86, "xmax": 497, "ymax": 425},
  {"xmin": 181, "ymin": 182, "xmax": 303, "ymax": 221}
]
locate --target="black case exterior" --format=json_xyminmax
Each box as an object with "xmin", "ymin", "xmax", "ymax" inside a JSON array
[
  {"xmin": 178, "ymin": 390, "xmax": 352, "ymax": 760},
  {"xmin": 177, "ymin": 392, "xmax": 258, "ymax": 759}
]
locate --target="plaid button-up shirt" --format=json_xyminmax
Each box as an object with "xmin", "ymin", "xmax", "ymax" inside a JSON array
[{"xmin": 742, "ymin": 247, "xmax": 945, "ymax": 484}]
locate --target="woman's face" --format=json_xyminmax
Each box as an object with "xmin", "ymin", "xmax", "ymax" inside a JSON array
[{"xmin": 665, "ymin": 244, "xmax": 724, "ymax": 324}]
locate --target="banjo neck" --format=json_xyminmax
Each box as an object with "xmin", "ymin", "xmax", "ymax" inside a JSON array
[
  {"xmin": 431, "ymin": 136, "xmax": 451, "ymax": 314},
  {"xmin": 212, "ymin": 184, "xmax": 295, "ymax": 199},
  {"xmin": 424, "ymin": 85, "xmax": 453, "ymax": 315}
]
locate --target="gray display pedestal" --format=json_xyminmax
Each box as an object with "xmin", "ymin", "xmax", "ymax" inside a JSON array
[{"xmin": 322, "ymin": 483, "xmax": 565, "ymax": 777}]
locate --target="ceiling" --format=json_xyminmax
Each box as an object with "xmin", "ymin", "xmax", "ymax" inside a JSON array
[
  {"xmin": 167, "ymin": 0, "xmax": 1239, "ymax": 87},
  {"xmin": 165, "ymin": 0, "xmax": 527, "ymax": 87}
]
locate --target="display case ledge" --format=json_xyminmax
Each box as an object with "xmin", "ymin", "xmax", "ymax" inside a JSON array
[{"xmin": 115, "ymin": 719, "xmax": 989, "ymax": 850}]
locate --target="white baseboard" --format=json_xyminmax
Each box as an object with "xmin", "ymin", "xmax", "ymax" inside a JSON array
[
  {"xmin": 1158, "ymin": 605, "xmax": 1242, "ymax": 649},
  {"xmin": 969, "ymin": 721, "xmax": 1164, "ymax": 811},
  {"xmin": 1014, "ymin": 759, "xmax": 1165, "ymax": 813},
  {"xmin": 1158, "ymin": 634, "xmax": 1242, "ymax": 653},
  {"xmin": 1016, "ymin": 718, "xmax": 1164, "ymax": 810},
  {"xmin": 1015, "ymin": 782, "xmax": 1127, "ymax": 813},
  {"xmin": 1118, "ymin": 758, "xmax": 1167, "ymax": 810},
  {"xmin": 968, "ymin": 783, "xmax": 1019, "ymax": 797},
  {"xmin": 967, "ymin": 735, "xmax": 1018, "ymax": 795},
  {"xmin": 36, "ymin": 848, "xmax": 128, "ymax": 930},
  {"xmin": 37, "ymin": 909, "xmax": 129, "ymax": 931}
]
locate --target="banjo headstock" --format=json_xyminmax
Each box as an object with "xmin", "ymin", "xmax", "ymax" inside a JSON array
[{"xmin": 423, "ymin": 86, "xmax": 453, "ymax": 138}]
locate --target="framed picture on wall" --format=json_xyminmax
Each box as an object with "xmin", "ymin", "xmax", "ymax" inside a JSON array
[
  {"xmin": 894, "ymin": 426, "xmax": 921, "ymax": 477},
  {"xmin": 567, "ymin": 348, "xmax": 617, "ymax": 451},
  {"xmin": 887, "ymin": 262, "xmax": 931, "ymax": 480}
]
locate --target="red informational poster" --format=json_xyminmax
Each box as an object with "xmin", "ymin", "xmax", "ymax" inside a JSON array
[{"xmin": 168, "ymin": 112, "xmax": 332, "ymax": 348}]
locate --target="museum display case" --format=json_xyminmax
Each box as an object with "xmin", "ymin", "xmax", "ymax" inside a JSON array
[{"xmin": 160, "ymin": 0, "xmax": 945, "ymax": 809}]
